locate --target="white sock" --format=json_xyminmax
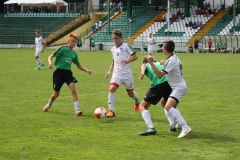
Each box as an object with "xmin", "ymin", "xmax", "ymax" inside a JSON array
[
  {"xmin": 47, "ymin": 99, "xmax": 54, "ymax": 107},
  {"xmin": 108, "ymin": 92, "xmax": 115, "ymax": 112},
  {"xmin": 73, "ymin": 101, "xmax": 79, "ymax": 112},
  {"xmin": 164, "ymin": 108, "xmax": 174, "ymax": 125},
  {"xmin": 142, "ymin": 110, "xmax": 154, "ymax": 128},
  {"xmin": 132, "ymin": 91, "xmax": 139, "ymax": 104},
  {"xmin": 36, "ymin": 58, "xmax": 43, "ymax": 67},
  {"xmin": 168, "ymin": 107, "xmax": 188, "ymax": 128}
]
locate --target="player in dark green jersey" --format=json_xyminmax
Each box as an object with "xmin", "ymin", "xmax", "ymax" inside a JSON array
[
  {"xmin": 138, "ymin": 57, "xmax": 172, "ymax": 136},
  {"xmin": 43, "ymin": 34, "xmax": 91, "ymax": 116},
  {"xmin": 77, "ymin": 36, "xmax": 82, "ymax": 50}
]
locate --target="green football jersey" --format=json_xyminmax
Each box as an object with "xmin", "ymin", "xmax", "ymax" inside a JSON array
[
  {"xmin": 77, "ymin": 39, "xmax": 82, "ymax": 45},
  {"xmin": 145, "ymin": 62, "xmax": 167, "ymax": 87},
  {"xmin": 91, "ymin": 39, "xmax": 95, "ymax": 46},
  {"xmin": 216, "ymin": 44, "xmax": 221, "ymax": 49},
  {"xmin": 53, "ymin": 46, "xmax": 80, "ymax": 70}
]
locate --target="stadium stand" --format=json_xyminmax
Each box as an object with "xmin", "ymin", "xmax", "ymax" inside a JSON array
[
  {"xmin": 134, "ymin": 7, "xmax": 213, "ymax": 44},
  {"xmin": 0, "ymin": 14, "xmax": 82, "ymax": 44},
  {"xmin": 93, "ymin": 8, "xmax": 160, "ymax": 42}
]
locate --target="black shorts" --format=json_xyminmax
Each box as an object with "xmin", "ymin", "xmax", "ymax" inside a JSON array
[
  {"xmin": 77, "ymin": 45, "xmax": 82, "ymax": 47},
  {"xmin": 53, "ymin": 68, "xmax": 78, "ymax": 91},
  {"xmin": 144, "ymin": 81, "xmax": 172, "ymax": 105}
]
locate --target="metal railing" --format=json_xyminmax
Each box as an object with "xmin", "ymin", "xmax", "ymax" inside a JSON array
[{"xmin": 80, "ymin": 6, "xmax": 120, "ymax": 39}]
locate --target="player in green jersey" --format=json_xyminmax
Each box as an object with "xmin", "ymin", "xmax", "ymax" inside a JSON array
[
  {"xmin": 43, "ymin": 34, "xmax": 91, "ymax": 116},
  {"xmin": 90, "ymin": 37, "xmax": 95, "ymax": 51},
  {"xmin": 77, "ymin": 36, "xmax": 82, "ymax": 50},
  {"xmin": 138, "ymin": 57, "xmax": 173, "ymax": 136}
]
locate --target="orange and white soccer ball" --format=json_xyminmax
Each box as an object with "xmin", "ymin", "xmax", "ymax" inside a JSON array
[{"xmin": 94, "ymin": 107, "xmax": 106, "ymax": 119}]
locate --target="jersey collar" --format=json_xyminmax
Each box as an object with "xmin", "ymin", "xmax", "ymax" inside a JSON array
[
  {"xmin": 166, "ymin": 53, "xmax": 174, "ymax": 59},
  {"xmin": 115, "ymin": 42, "xmax": 123, "ymax": 48}
]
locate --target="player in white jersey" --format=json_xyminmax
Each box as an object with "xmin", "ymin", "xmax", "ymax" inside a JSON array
[
  {"xmin": 104, "ymin": 29, "xmax": 140, "ymax": 117},
  {"xmin": 146, "ymin": 32, "xmax": 156, "ymax": 59},
  {"xmin": 146, "ymin": 40, "xmax": 192, "ymax": 138},
  {"xmin": 31, "ymin": 30, "xmax": 45, "ymax": 70}
]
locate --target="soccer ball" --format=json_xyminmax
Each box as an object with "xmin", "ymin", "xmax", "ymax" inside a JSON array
[{"xmin": 94, "ymin": 107, "xmax": 106, "ymax": 119}]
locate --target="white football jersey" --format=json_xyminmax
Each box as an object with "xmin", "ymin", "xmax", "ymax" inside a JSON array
[
  {"xmin": 111, "ymin": 43, "xmax": 135, "ymax": 78},
  {"xmin": 163, "ymin": 54, "xmax": 187, "ymax": 88},
  {"xmin": 147, "ymin": 37, "xmax": 155, "ymax": 48},
  {"xmin": 35, "ymin": 36, "xmax": 44, "ymax": 52}
]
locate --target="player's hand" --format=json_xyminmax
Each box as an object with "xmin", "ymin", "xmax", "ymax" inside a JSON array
[
  {"xmin": 121, "ymin": 60, "xmax": 129, "ymax": 65},
  {"xmin": 139, "ymin": 74, "xmax": 144, "ymax": 81},
  {"xmin": 104, "ymin": 72, "xmax": 110, "ymax": 78},
  {"xmin": 86, "ymin": 70, "xmax": 91, "ymax": 75},
  {"xmin": 160, "ymin": 59, "xmax": 165, "ymax": 65},
  {"xmin": 146, "ymin": 55, "xmax": 154, "ymax": 63},
  {"xmin": 49, "ymin": 63, "xmax": 53, "ymax": 69}
]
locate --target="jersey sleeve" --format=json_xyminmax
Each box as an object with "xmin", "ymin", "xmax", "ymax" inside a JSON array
[
  {"xmin": 162, "ymin": 58, "xmax": 178, "ymax": 74},
  {"xmin": 53, "ymin": 46, "xmax": 64, "ymax": 57},
  {"xmin": 42, "ymin": 37, "xmax": 44, "ymax": 43},
  {"xmin": 72, "ymin": 52, "xmax": 80, "ymax": 65},
  {"xmin": 126, "ymin": 44, "xmax": 135, "ymax": 55}
]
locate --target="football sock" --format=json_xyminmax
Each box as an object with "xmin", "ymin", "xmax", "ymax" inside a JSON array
[
  {"xmin": 132, "ymin": 91, "xmax": 139, "ymax": 104},
  {"xmin": 142, "ymin": 110, "xmax": 154, "ymax": 128},
  {"xmin": 36, "ymin": 58, "xmax": 43, "ymax": 68},
  {"xmin": 164, "ymin": 108, "xmax": 174, "ymax": 125},
  {"xmin": 73, "ymin": 101, "xmax": 79, "ymax": 112},
  {"xmin": 168, "ymin": 107, "xmax": 188, "ymax": 128},
  {"xmin": 108, "ymin": 92, "xmax": 115, "ymax": 112},
  {"xmin": 47, "ymin": 99, "xmax": 54, "ymax": 107}
]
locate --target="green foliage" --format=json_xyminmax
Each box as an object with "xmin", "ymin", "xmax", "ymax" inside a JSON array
[{"xmin": 0, "ymin": 49, "xmax": 240, "ymax": 160}]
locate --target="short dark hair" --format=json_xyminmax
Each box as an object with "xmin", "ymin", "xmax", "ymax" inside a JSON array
[
  {"xmin": 142, "ymin": 57, "xmax": 148, "ymax": 64},
  {"xmin": 112, "ymin": 29, "xmax": 122, "ymax": 38},
  {"xmin": 163, "ymin": 40, "xmax": 175, "ymax": 53}
]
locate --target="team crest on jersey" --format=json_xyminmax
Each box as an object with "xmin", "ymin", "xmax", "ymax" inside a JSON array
[{"xmin": 120, "ymin": 47, "xmax": 123, "ymax": 52}]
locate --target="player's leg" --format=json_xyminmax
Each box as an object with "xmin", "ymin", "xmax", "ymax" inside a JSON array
[
  {"xmin": 35, "ymin": 51, "xmax": 44, "ymax": 70},
  {"xmin": 68, "ymin": 82, "xmax": 82, "ymax": 116},
  {"xmin": 43, "ymin": 69, "xmax": 63, "ymax": 112},
  {"xmin": 165, "ymin": 88, "xmax": 191, "ymax": 138},
  {"xmin": 123, "ymin": 76, "xmax": 139, "ymax": 111},
  {"xmin": 65, "ymin": 71, "xmax": 82, "ymax": 116},
  {"xmin": 106, "ymin": 78, "xmax": 120, "ymax": 117},
  {"xmin": 139, "ymin": 100, "xmax": 157, "ymax": 136},
  {"xmin": 148, "ymin": 47, "xmax": 155, "ymax": 61}
]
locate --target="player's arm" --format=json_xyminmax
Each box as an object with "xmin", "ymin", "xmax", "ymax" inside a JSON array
[
  {"xmin": 48, "ymin": 54, "xmax": 54, "ymax": 69},
  {"xmin": 76, "ymin": 64, "xmax": 91, "ymax": 75},
  {"xmin": 42, "ymin": 42, "xmax": 45, "ymax": 52},
  {"xmin": 31, "ymin": 44, "xmax": 36, "ymax": 49},
  {"xmin": 139, "ymin": 63, "xmax": 146, "ymax": 81},
  {"xmin": 104, "ymin": 60, "xmax": 114, "ymax": 78},
  {"xmin": 146, "ymin": 55, "xmax": 165, "ymax": 78},
  {"xmin": 121, "ymin": 53, "xmax": 138, "ymax": 65}
]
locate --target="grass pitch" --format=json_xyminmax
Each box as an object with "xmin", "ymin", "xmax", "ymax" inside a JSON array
[{"xmin": 0, "ymin": 48, "xmax": 240, "ymax": 160}]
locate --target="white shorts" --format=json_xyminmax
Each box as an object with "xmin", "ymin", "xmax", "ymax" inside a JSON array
[
  {"xmin": 35, "ymin": 51, "xmax": 41, "ymax": 57},
  {"xmin": 148, "ymin": 47, "xmax": 154, "ymax": 54},
  {"xmin": 110, "ymin": 76, "xmax": 134, "ymax": 90},
  {"xmin": 169, "ymin": 86, "xmax": 187, "ymax": 103}
]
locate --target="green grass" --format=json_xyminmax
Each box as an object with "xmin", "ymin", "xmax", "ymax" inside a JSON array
[{"xmin": 0, "ymin": 48, "xmax": 240, "ymax": 160}]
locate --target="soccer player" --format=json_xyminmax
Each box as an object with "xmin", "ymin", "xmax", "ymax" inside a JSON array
[
  {"xmin": 104, "ymin": 29, "xmax": 139, "ymax": 117},
  {"xmin": 146, "ymin": 32, "xmax": 156, "ymax": 60},
  {"xmin": 138, "ymin": 57, "xmax": 173, "ymax": 136},
  {"xmin": 31, "ymin": 30, "xmax": 44, "ymax": 70},
  {"xmin": 76, "ymin": 36, "xmax": 82, "ymax": 50},
  {"xmin": 90, "ymin": 38, "xmax": 95, "ymax": 51},
  {"xmin": 146, "ymin": 40, "xmax": 192, "ymax": 138},
  {"xmin": 43, "ymin": 34, "xmax": 92, "ymax": 116}
]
